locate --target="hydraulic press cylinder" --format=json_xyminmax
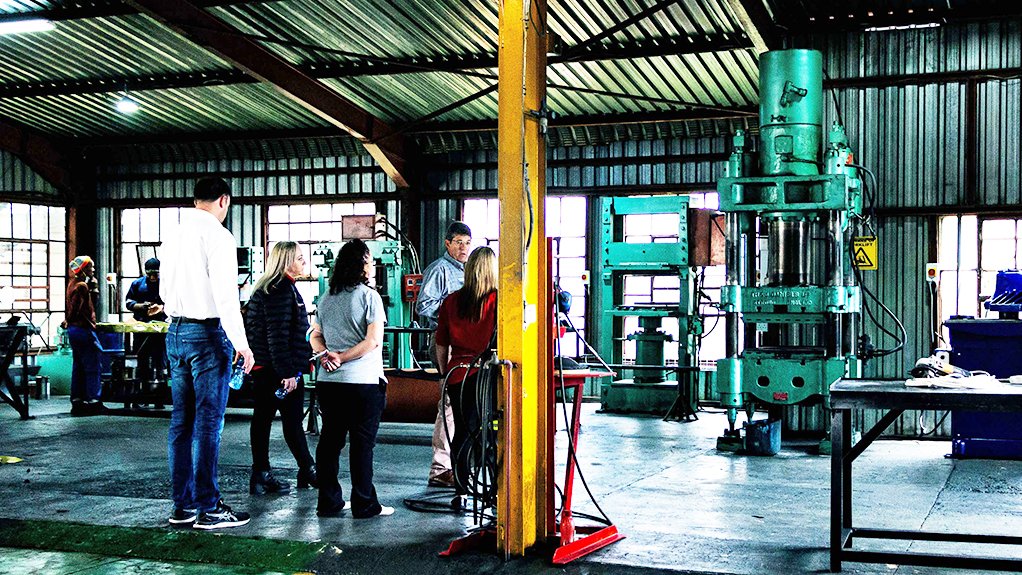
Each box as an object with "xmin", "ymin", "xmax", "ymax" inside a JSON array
[{"xmin": 758, "ymin": 50, "xmax": 824, "ymax": 176}]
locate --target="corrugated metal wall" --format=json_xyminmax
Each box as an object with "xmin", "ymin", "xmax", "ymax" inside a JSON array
[
  {"xmin": 432, "ymin": 138, "xmax": 727, "ymax": 196},
  {"xmin": 95, "ymin": 156, "xmax": 398, "ymax": 202},
  {"xmin": 0, "ymin": 150, "xmax": 59, "ymax": 197}
]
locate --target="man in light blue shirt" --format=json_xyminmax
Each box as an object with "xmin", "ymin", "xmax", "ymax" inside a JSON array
[{"xmin": 417, "ymin": 221, "xmax": 472, "ymax": 488}]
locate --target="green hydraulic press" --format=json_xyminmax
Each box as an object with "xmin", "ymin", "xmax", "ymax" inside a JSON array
[{"xmin": 715, "ymin": 49, "xmax": 863, "ymax": 451}]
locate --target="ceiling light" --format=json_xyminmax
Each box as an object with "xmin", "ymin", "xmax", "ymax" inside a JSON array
[
  {"xmin": 116, "ymin": 97, "xmax": 139, "ymax": 114},
  {"xmin": 0, "ymin": 18, "xmax": 54, "ymax": 35}
]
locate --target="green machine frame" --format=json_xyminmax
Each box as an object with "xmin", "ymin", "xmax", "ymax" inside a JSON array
[
  {"xmin": 715, "ymin": 49, "xmax": 863, "ymax": 448},
  {"xmin": 312, "ymin": 239, "xmax": 415, "ymax": 369},
  {"xmin": 596, "ymin": 195, "xmax": 701, "ymax": 417}
]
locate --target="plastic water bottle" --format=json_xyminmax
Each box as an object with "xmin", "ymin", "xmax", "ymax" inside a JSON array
[
  {"xmin": 275, "ymin": 372, "xmax": 301, "ymax": 399},
  {"xmin": 228, "ymin": 358, "xmax": 246, "ymax": 390}
]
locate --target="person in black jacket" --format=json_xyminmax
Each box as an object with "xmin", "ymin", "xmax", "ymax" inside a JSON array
[{"xmin": 243, "ymin": 241, "xmax": 317, "ymax": 494}]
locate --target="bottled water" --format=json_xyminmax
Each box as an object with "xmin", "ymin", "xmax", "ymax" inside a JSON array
[
  {"xmin": 275, "ymin": 372, "xmax": 301, "ymax": 399},
  {"xmin": 228, "ymin": 358, "xmax": 246, "ymax": 390}
]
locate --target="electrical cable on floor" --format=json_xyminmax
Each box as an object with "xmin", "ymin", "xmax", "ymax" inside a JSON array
[
  {"xmin": 918, "ymin": 411, "xmax": 952, "ymax": 436},
  {"xmin": 554, "ymin": 288, "xmax": 613, "ymax": 527}
]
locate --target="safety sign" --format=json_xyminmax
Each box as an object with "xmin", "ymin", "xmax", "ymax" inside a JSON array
[{"xmin": 852, "ymin": 236, "xmax": 878, "ymax": 270}]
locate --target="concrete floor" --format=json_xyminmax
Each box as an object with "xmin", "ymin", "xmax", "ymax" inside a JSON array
[{"xmin": 2, "ymin": 397, "xmax": 1022, "ymax": 574}]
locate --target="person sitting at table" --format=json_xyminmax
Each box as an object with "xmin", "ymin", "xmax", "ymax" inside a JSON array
[{"xmin": 125, "ymin": 257, "xmax": 167, "ymax": 385}]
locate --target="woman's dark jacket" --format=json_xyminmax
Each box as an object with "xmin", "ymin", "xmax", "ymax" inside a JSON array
[{"xmin": 243, "ymin": 277, "xmax": 312, "ymax": 378}]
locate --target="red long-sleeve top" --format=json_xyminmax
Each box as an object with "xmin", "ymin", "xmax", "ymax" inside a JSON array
[
  {"xmin": 435, "ymin": 290, "xmax": 497, "ymax": 379},
  {"xmin": 66, "ymin": 278, "xmax": 96, "ymax": 329}
]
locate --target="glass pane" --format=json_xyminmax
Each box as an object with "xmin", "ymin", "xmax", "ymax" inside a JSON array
[
  {"xmin": 353, "ymin": 202, "xmax": 375, "ymax": 215},
  {"xmin": 982, "ymin": 238, "xmax": 1016, "ymax": 270},
  {"xmin": 332, "ymin": 203, "xmax": 353, "ymax": 219},
  {"xmin": 558, "ymin": 237, "xmax": 586, "ymax": 257},
  {"xmin": 158, "ymin": 208, "xmax": 181, "ymax": 236},
  {"xmin": 49, "ymin": 207, "xmax": 66, "ymax": 240},
  {"xmin": 623, "ymin": 275, "xmax": 651, "ymax": 294},
  {"xmin": 982, "ymin": 219, "xmax": 1016, "ymax": 240},
  {"xmin": 139, "ymin": 209, "xmax": 161, "ymax": 241},
  {"xmin": 650, "ymin": 213, "xmax": 680, "ymax": 238},
  {"xmin": 623, "ymin": 214, "xmax": 650, "ymax": 238},
  {"xmin": 11, "ymin": 204, "xmax": 30, "ymax": 238},
  {"xmin": 939, "ymin": 271, "xmax": 958, "ymax": 321},
  {"xmin": 980, "ymin": 271, "xmax": 998, "ymax": 298},
  {"xmin": 290, "ymin": 223, "xmax": 311, "ymax": 242},
  {"xmin": 957, "ymin": 270, "xmax": 978, "ymax": 317},
  {"xmin": 267, "ymin": 205, "xmax": 289, "ymax": 223},
  {"xmin": 49, "ymin": 278, "xmax": 66, "ymax": 311},
  {"xmin": 290, "ymin": 204, "xmax": 311, "ymax": 222},
  {"xmin": 0, "ymin": 203, "xmax": 11, "ymax": 237},
  {"xmin": 310, "ymin": 222, "xmax": 334, "ymax": 242},
  {"xmin": 29, "ymin": 205, "xmax": 48, "ymax": 240},
  {"xmin": 545, "ymin": 197, "xmax": 562, "ymax": 231},
  {"xmin": 960, "ymin": 215, "xmax": 978, "ymax": 270},
  {"xmin": 704, "ymin": 193, "xmax": 720, "ymax": 210},
  {"xmin": 49, "ymin": 242, "xmax": 65, "ymax": 275},
  {"xmin": 267, "ymin": 224, "xmax": 289, "ymax": 241},
  {"xmin": 937, "ymin": 215, "xmax": 959, "ymax": 267}
]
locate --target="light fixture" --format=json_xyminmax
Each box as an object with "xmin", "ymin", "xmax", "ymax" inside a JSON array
[
  {"xmin": 0, "ymin": 18, "xmax": 55, "ymax": 35},
  {"xmin": 116, "ymin": 95, "xmax": 139, "ymax": 114}
]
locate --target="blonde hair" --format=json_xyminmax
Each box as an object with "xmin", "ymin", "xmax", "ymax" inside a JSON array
[
  {"xmin": 457, "ymin": 246, "xmax": 498, "ymax": 321},
  {"xmin": 253, "ymin": 241, "xmax": 300, "ymax": 294}
]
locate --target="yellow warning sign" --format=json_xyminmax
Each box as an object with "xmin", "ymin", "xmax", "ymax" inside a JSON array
[{"xmin": 852, "ymin": 236, "xmax": 878, "ymax": 270}]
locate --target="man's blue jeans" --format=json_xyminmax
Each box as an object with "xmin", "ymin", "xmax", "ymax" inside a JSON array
[
  {"xmin": 166, "ymin": 320, "xmax": 233, "ymax": 513},
  {"xmin": 67, "ymin": 326, "xmax": 102, "ymax": 402}
]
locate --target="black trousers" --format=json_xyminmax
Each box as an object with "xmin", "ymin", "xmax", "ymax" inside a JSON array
[
  {"xmin": 447, "ymin": 372, "xmax": 480, "ymax": 496},
  {"xmin": 316, "ymin": 381, "xmax": 387, "ymax": 518},
  {"xmin": 134, "ymin": 332, "xmax": 167, "ymax": 383},
  {"xmin": 250, "ymin": 368, "xmax": 314, "ymax": 472}
]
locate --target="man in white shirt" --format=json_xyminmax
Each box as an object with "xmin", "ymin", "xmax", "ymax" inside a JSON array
[{"xmin": 161, "ymin": 177, "xmax": 255, "ymax": 530}]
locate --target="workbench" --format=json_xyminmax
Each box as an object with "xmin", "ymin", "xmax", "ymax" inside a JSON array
[{"xmin": 830, "ymin": 379, "xmax": 1022, "ymax": 572}]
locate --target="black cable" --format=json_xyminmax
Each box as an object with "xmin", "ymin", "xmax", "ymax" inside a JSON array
[
  {"xmin": 554, "ymin": 289, "xmax": 612, "ymax": 526},
  {"xmin": 848, "ymin": 218, "xmax": 906, "ymax": 357},
  {"xmin": 822, "ymin": 68, "xmax": 845, "ymax": 129},
  {"xmin": 918, "ymin": 411, "xmax": 952, "ymax": 437}
]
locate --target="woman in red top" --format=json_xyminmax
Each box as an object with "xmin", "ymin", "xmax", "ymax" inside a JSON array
[
  {"xmin": 65, "ymin": 255, "xmax": 105, "ymax": 415},
  {"xmin": 434, "ymin": 246, "xmax": 497, "ymax": 497}
]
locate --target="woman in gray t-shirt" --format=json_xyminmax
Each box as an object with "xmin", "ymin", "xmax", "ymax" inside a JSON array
[{"xmin": 309, "ymin": 239, "xmax": 393, "ymax": 519}]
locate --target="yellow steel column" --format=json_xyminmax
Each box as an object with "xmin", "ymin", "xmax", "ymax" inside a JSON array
[{"xmin": 497, "ymin": 0, "xmax": 550, "ymax": 557}]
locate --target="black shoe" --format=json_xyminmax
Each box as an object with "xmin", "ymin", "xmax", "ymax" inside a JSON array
[
  {"xmin": 250, "ymin": 469, "xmax": 290, "ymax": 495},
  {"xmin": 168, "ymin": 508, "xmax": 197, "ymax": 526},
  {"xmin": 316, "ymin": 501, "xmax": 351, "ymax": 517},
  {"xmin": 193, "ymin": 500, "xmax": 250, "ymax": 530},
  {"xmin": 297, "ymin": 465, "xmax": 318, "ymax": 489},
  {"xmin": 70, "ymin": 401, "xmax": 87, "ymax": 416}
]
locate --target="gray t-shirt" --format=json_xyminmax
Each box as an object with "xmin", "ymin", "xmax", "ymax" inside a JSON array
[{"xmin": 316, "ymin": 284, "xmax": 387, "ymax": 385}]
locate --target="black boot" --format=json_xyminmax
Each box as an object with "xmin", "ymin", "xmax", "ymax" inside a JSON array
[
  {"xmin": 297, "ymin": 465, "xmax": 319, "ymax": 489},
  {"xmin": 250, "ymin": 469, "xmax": 291, "ymax": 495}
]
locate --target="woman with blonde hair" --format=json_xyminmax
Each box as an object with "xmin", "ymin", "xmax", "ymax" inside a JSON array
[
  {"xmin": 434, "ymin": 246, "xmax": 498, "ymax": 497},
  {"xmin": 243, "ymin": 241, "xmax": 317, "ymax": 494}
]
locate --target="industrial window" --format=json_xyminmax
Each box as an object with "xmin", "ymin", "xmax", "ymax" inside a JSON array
[
  {"xmin": 936, "ymin": 214, "xmax": 1022, "ymax": 341},
  {"xmin": 265, "ymin": 202, "xmax": 376, "ymax": 311},
  {"xmin": 462, "ymin": 196, "xmax": 589, "ymax": 356},
  {"xmin": 619, "ymin": 193, "xmax": 725, "ymax": 366},
  {"xmin": 118, "ymin": 207, "xmax": 187, "ymax": 320},
  {"xmin": 0, "ymin": 202, "xmax": 67, "ymax": 347}
]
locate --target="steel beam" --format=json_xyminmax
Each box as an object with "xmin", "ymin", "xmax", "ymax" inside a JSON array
[
  {"xmin": 825, "ymin": 67, "xmax": 1022, "ymax": 90},
  {"xmin": 725, "ymin": 0, "xmax": 780, "ymax": 53},
  {"xmin": 0, "ymin": 117, "xmax": 74, "ymax": 194},
  {"xmin": 497, "ymin": 0, "xmax": 550, "ymax": 557},
  {"xmin": 0, "ymin": 34, "xmax": 754, "ymax": 99},
  {"xmin": 0, "ymin": 0, "xmax": 274, "ymax": 24},
  {"xmin": 124, "ymin": 0, "xmax": 414, "ymax": 188}
]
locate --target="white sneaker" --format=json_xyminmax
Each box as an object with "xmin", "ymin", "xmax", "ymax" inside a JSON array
[
  {"xmin": 343, "ymin": 501, "xmax": 351, "ymax": 511},
  {"xmin": 378, "ymin": 506, "xmax": 395, "ymax": 517}
]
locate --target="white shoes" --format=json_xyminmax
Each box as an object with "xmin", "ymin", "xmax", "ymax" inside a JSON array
[{"xmin": 378, "ymin": 506, "xmax": 395, "ymax": 517}]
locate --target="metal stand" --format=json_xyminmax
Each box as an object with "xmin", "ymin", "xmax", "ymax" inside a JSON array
[{"xmin": 0, "ymin": 325, "xmax": 31, "ymax": 419}]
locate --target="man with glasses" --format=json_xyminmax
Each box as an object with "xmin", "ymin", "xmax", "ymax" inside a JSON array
[{"xmin": 416, "ymin": 221, "xmax": 472, "ymax": 489}]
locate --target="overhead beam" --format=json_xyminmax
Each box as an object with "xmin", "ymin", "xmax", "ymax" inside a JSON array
[
  {"xmin": 824, "ymin": 67, "xmax": 1022, "ymax": 90},
  {"xmin": 725, "ymin": 0, "xmax": 780, "ymax": 53},
  {"xmin": 0, "ymin": 117, "xmax": 75, "ymax": 194},
  {"xmin": 0, "ymin": 0, "xmax": 275, "ymax": 24},
  {"xmin": 124, "ymin": 0, "xmax": 414, "ymax": 188},
  {"xmin": 0, "ymin": 34, "xmax": 754, "ymax": 99}
]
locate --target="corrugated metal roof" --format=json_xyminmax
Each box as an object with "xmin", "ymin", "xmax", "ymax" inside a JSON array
[
  {"xmin": 0, "ymin": 0, "xmax": 766, "ymax": 153},
  {"xmin": 0, "ymin": 83, "xmax": 330, "ymax": 138}
]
